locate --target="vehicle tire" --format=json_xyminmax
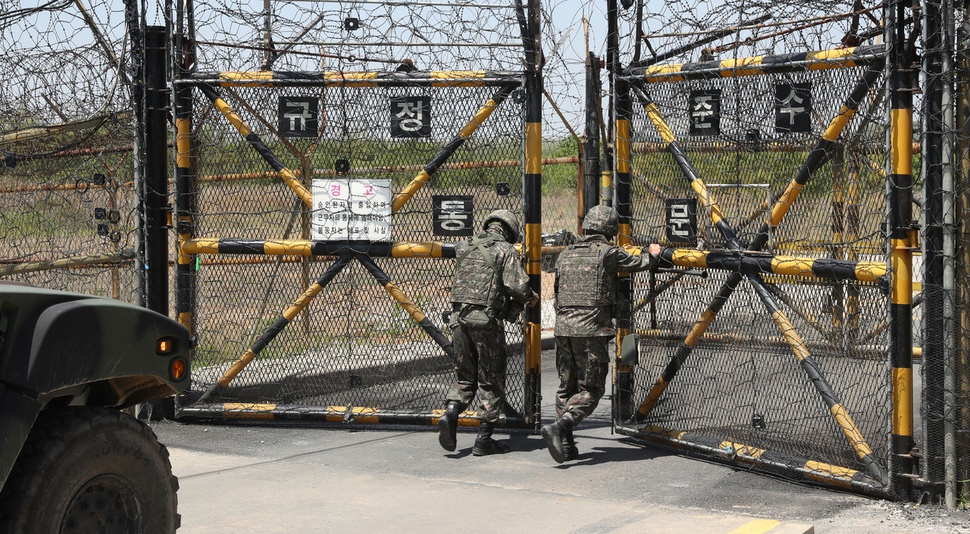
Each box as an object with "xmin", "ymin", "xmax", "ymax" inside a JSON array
[{"xmin": 0, "ymin": 406, "xmax": 180, "ymax": 533}]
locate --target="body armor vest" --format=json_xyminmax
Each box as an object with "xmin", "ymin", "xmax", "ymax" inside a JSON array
[
  {"xmin": 451, "ymin": 233, "xmax": 508, "ymax": 311},
  {"xmin": 556, "ymin": 240, "xmax": 614, "ymax": 307}
]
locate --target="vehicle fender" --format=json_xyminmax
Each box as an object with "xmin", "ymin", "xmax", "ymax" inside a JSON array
[
  {"xmin": 22, "ymin": 299, "xmax": 190, "ymax": 396},
  {"xmin": 0, "ymin": 386, "xmax": 42, "ymax": 489}
]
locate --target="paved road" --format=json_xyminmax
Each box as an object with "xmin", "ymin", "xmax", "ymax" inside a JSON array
[{"xmin": 153, "ymin": 349, "xmax": 970, "ymax": 534}]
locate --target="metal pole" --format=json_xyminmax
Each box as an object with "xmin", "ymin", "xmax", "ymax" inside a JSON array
[
  {"xmin": 887, "ymin": 0, "xmax": 916, "ymax": 501},
  {"xmin": 144, "ymin": 26, "xmax": 170, "ymax": 315}
]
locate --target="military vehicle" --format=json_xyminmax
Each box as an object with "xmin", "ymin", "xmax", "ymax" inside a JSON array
[{"xmin": 0, "ymin": 282, "xmax": 191, "ymax": 533}]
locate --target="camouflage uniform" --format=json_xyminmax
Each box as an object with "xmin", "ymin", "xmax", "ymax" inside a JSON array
[
  {"xmin": 438, "ymin": 210, "xmax": 535, "ymax": 456},
  {"xmin": 553, "ymin": 233, "xmax": 656, "ymax": 421},
  {"xmin": 541, "ymin": 205, "xmax": 659, "ymax": 463},
  {"xmin": 446, "ymin": 229, "xmax": 532, "ymax": 421}
]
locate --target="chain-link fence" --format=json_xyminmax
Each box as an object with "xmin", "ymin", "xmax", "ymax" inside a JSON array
[
  {"xmin": 601, "ymin": 0, "xmax": 967, "ymax": 503},
  {"xmin": 5, "ymin": 0, "xmax": 970, "ymax": 505},
  {"xmin": 171, "ymin": 0, "xmax": 547, "ymax": 426},
  {"xmin": 0, "ymin": 0, "xmax": 137, "ymax": 300}
]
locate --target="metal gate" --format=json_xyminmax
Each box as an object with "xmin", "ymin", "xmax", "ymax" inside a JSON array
[
  {"xmin": 172, "ymin": 0, "xmax": 547, "ymax": 427},
  {"xmin": 611, "ymin": 45, "xmax": 900, "ymax": 497}
]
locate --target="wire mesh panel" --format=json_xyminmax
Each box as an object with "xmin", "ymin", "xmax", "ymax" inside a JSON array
[
  {"xmin": 175, "ymin": 0, "xmax": 534, "ymax": 425},
  {"xmin": 614, "ymin": 49, "xmax": 894, "ymax": 493},
  {"xmin": 0, "ymin": 0, "xmax": 138, "ymax": 300}
]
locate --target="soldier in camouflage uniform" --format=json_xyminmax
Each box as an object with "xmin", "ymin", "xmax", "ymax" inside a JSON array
[
  {"xmin": 438, "ymin": 209, "xmax": 539, "ymax": 456},
  {"xmin": 540, "ymin": 205, "xmax": 661, "ymax": 463}
]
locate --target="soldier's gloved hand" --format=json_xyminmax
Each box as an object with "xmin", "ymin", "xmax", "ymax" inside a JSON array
[{"xmin": 529, "ymin": 292, "xmax": 540, "ymax": 307}]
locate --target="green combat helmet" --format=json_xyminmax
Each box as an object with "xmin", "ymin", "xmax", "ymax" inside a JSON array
[
  {"xmin": 582, "ymin": 205, "xmax": 619, "ymax": 237},
  {"xmin": 483, "ymin": 209, "xmax": 520, "ymax": 243}
]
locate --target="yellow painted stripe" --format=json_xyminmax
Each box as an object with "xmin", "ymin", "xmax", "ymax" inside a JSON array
[
  {"xmin": 808, "ymin": 47, "xmax": 857, "ymax": 63},
  {"xmin": 771, "ymin": 256, "xmax": 815, "ymax": 277},
  {"xmin": 617, "ymin": 223, "xmax": 631, "ymax": 247},
  {"xmin": 728, "ymin": 519, "xmax": 781, "ymax": 534},
  {"xmin": 804, "ymin": 459, "xmax": 859, "ymax": 479},
  {"xmin": 385, "ymin": 282, "xmax": 427, "ymax": 322},
  {"xmin": 176, "ymin": 118, "xmax": 192, "ymax": 168},
  {"xmin": 772, "ymin": 311, "xmax": 811, "ymax": 362},
  {"xmin": 526, "ymin": 321, "xmax": 541, "ymax": 374},
  {"xmin": 212, "ymin": 97, "xmax": 252, "ymax": 137},
  {"xmin": 831, "ymin": 403, "xmax": 875, "ymax": 457},
  {"xmin": 182, "ymin": 238, "xmax": 219, "ymax": 254},
  {"xmin": 431, "ymin": 70, "xmax": 486, "ymax": 86},
  {"xmin": 393, "ymin": 170, "xmax": 432, "ymax": 212},
  {"xmin": 526, "ymin": 122, "xmax": 542, "ymax": 174},
  {"xmin": 459, "ymin": 98, "xmax": 499, "ymax": 138},
  {"xmin": 220, "ymin": 71, "xmax": 273, "ymax": 82},
  {"xmin": 263, "ymin": 240, "xmax": 313, "ymax": 256},
  {"xmin": 178, "ymin": 311, "xmax": 193, "ymax": 330},
  {"xmin": 431, "ymin": 70, "xmax": 485, "ymax": 80},
  {"xmin": 525, "ymin": 222, "xmax": 542, "ymax": 275},
  {"xmin": 720, "ymin": 55, "xmax": 765, "ymax": 77},
  {"xmin": 643, "ymin": 63, "xmax": 685, "ymax": 83},
  {"xmin": 220, "ymin": 348, "xmax": 258, "ymax": 386},
  {"xmin": 616, "ymin": 119, "xmax": 631, "ymax": 173},
  {"xmin": 600, "ymin": 169, "xmax": 613, "ymax": 190},
  {"xmin": 891, "ymin": 239, "xmax": 912, "ymax": 305},
  {"xmin": 771, "ymin": 180, "xmax": 804, "ymax": 226},
  {"xmin": 892, "ymin": 367, "xmax": 914, "ymax": 435},
  {"xmin": 325, "ymin": 71, "xmax": 378, "ymax": 85},
  {"xmin": 685, "ymin": 309, "xmax": 716, "ymax": 347},
  {"xmin": 644, "ymin": 104, "xmax": 675, "ymax": 144},
  {"xmin": 671, "ymin": 249, "xmax": 709, "ymax": 269},
  {"xmin": 891, "ymin": 108, "xmax": 913, "ymax": 175},
  {"xmin": 731, "ymin": 442, "xmax": 767, "ymax": 459},
  {"xmin": 222, "ymin": 403, "xmax": 277, "ymax": 420},
  {"xmin": 688, "ymin": 180, "xmax": 722, "ymax": 222},
  {"xmin": 391, "ymin": 242, "xmax": 444, "ymax": 258},
  {"xmin": 638, "ymin": 377, "xmax": 670, "ymax": 415},
  {"xmin": 824, "ymin": 105, "xmax": 856, "ymax": 142},
  {"xmin": 283, "ymin": 283, "xmax": 324, "ymax": 321},
  {"xmin": 277, "ymin": 167, "xmax": 312, "ymax": 207}
]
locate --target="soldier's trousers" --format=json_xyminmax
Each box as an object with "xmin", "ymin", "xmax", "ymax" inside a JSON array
[
  {"xmin": 445, "ymin": 321, "xmax": 507, "ymax": 424},
  {"xmin": 555, "ymin": 335, "xmax": 610, "ymax": 424}
]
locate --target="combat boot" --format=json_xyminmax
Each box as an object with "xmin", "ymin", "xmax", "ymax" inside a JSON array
[
  {"xmin": 472, "ymin": 421, "xmax": 510, "ymax": 456},
  {"xmin": 438, "ymin": 402, "xmax": 460, "ymax": 452},
  {"xmin": 540, "ymin": 414, "xmax": 574, "ymax": 463},
  {"xmin": 562, "ymin": 425, "xmax": 578, "ymax": 461}
]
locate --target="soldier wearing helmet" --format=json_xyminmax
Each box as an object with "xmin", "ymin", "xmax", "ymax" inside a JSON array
[
  {"xmin": 540, "ymin": 205, "xmax": 661, "ymax": 463},
  {"xmin": 438, "ymin": 209, "xmax": 538, "ymax": 456}
]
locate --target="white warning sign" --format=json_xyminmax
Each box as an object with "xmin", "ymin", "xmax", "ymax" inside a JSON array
[{"xmin": 311, "ymin": 179, "xmax": 392, "ymax": 241}]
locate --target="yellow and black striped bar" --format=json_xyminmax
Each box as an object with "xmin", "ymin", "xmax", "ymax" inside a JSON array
[
  {"xmin": 180, "ymin": 238, "xmax": 456, "ymax": 259},
  {"xmin": 626, "ymin": 64, "xmax": 883, "ymax": 403},
  {"xmin": 648, "ymin": 247, "xmax": 887, "ymax": 283},
  {"xmin": 354, "ymin": 252, "xmax": 454, "ymax": 359},
  {"xmin": 749, "ymin": 272, "xmax": 887, "ymax": 482},
  {"xmin": 520, "ymin": 0, "xmax": 543, "ymax": 426},
  {"xmin": 627, "ymin": 44, "xmax": 884, "ymax": 83},
  {"xmin": 887, "ymin": 0, "xmax": 915, "ymax": 500},
  {"xmin": 630, "ymin": 85, "xmax": 887, "ymax": 482},
  {"xmin": 198, "ymin": 254, "xmax": 354, "ymax": 402},
  {"xmin": 187, "ymin": 70, "xmax": 522, "ymax": 88},
  {"xmin": 178, "ymin": 403, "xmax": 533, "ymax": 428},
  {"xmin": 614, "ymin": 74, "xmax": 638, "ymax": 419},
  {"xmin": 393, "ymin": 84, "xmax": 517, "ymax": 213},
  {"xmin": 175, "ymin": 74, "xmax": 197, "ymax": 334},
  {"xmin": 618, "ymin": 423, "xmax": 888, "ymax": 496},
  {"xmin": 197, "ymin": 83, "xmax": 313, "ymax": 207}
]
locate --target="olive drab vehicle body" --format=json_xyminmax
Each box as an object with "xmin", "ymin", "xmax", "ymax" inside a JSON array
[{"xmin": 0, "ymin": 282, "xmax": 190, "ymax": 532}]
